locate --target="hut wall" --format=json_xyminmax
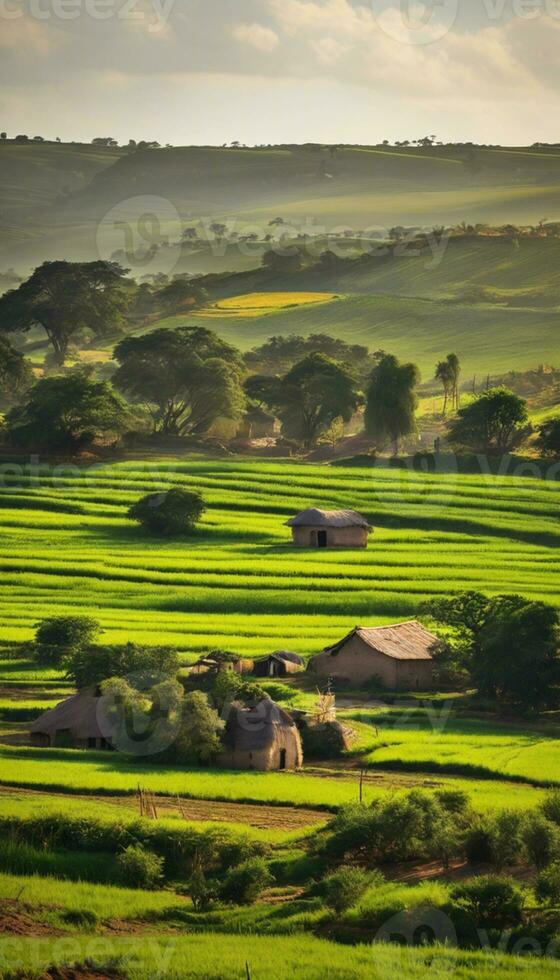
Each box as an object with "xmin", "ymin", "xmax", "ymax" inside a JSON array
[
  {"xmin": 395, "ymin": 659, "xmax": 433, "ymax": 691},
  {"xmin": 309, "ymin": 635, "xmax": 398, "ymax": 687},
  {"xmin": 291, "ymin": 526, "xmax": 368, "ymax": 549},
  {"xmin": 218, "ymin": 726, "xmax": 303, "ymax": 771}
]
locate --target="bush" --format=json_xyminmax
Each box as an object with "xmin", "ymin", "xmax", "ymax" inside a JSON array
[
  {"xmin": 449, "ymin": 875, "xmax": 524, "ymax": 930},
  {"xmin": 220, "ymin": 858, "xmax": 273, "ymax": 905},
  {"xmin": 116, "ymin": 844, "xmax": 164, "ymax": 889},
  {"xmin": 33, "ymin": 615, "xmax": 101, "ymax": 667},
  {"xmin": 465, "ymin": 811, "xmax": 523, "ymax": 870},
  {"xmin": 541, "ymin": 791, "xmax": 560, "ymax": 827},
  {"xmin": 535, "ymin": 862, "xmax": 560, "ymax": 907},
  {"xmin": 322, "ymin": 866, "xmax": 373, "ymax": 916},
  {"xmin": 523, "ymin": 813, "xmax": 560, "ymax": 870},
  {"xmin": 128, "ymin": 488, "xmax": 205, "ymax": 536}
]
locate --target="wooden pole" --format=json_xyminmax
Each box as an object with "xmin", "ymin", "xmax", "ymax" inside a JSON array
[{"xmin": 359, "ymin": 769, "xmax": 365, "ymax": 804}]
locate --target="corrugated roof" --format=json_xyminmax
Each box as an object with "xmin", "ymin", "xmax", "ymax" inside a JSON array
[
  {"xmin": 325, "ymin": 621, "xmax": 439, "ymax": 661},
  {"xmin": 286, "ymin": 509, "xmax": 371, "ymax": 529}
]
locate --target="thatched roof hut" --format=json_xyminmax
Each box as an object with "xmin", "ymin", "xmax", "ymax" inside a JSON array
[
  {"xmin": 253, "ymin": 650, "xmax": 305, "ymax": 678},
  {"xmin": 308, "ymin": 622, "xmax": 438, "ymax": 690},
  {"xmin": 30, "ymin": 693, "xmax": 115, "ymax": 750},
  {"xmin": 286, "ymin": 509, "xmax": 372, "ymax": 549},
  {"xmin": 189, "ymin": 655, "xmax": 254, "ymax": 677},
  {"xmin": 219, "ymin": 698, "xmax": 303, "ymax": 771}
]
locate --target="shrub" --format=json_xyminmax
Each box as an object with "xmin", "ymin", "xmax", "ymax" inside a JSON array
[
  {"xmin": 541, "ymin": 791, "xmax": 560, "ymax": 827},
  {"xmin": 449, "ymin": 875, "xmax": 524, "ymax": 930},
  {"xmin": 323, "ymin": 866, "xmax": 373, "ymax": 916},
  {"xmin": 535, "ymin": 862, "xmax": 560, "ymax": 907},
  {"xmin": 116, "ymin": 845, "xmax": 164, "ymax": 889},
  {"xmin": 523, "ymin": 813, "xmax": 560, "ymax": 870},
  {"xmin": 33, "ymin": 615, "xmax": 101, "ymax": 667},
  {"xmin": 220, "ymin": 858, "xmax": 273, "ymax": 905},
  {"xmin": 128, "ymin": 488, "xmax": 205, "ymax": 536},
  {"xmin": 465, "ymin": 825, "xmax": 493, "ymax": 865},
  {"xmin": 467, "ymin": 811, "xmax": 524, "ymax": 870}
]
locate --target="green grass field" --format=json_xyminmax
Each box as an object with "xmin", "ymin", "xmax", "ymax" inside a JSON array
[{"xmin": 0, "ymin": 458, "xmax": 557, "ymax": 656}]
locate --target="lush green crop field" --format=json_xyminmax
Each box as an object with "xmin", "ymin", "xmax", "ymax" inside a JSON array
[
  {"xmin": 0, "ymin": 745, "xmax": 546, "ymax": 812},
  {"xmin": 0, "ymin": 458, "xmax": 557, "ymax": 659},
  {"xmin": 2, "ymin": 932, "xmax": 559, "ymax": 979},
  {"xmin": 345, "ymin": 709, "xmax": 560, "ymax": 786}
]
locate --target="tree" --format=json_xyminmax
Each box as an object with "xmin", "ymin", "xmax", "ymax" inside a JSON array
[
  {"xmin": 34, "ymin": 616, "xmax": 101, "ymax": 668},
  {"xmin": 65, "ymin": 642, "xmax": 179, "ymax": 690},
  {"xmin": 537, "ymin": 417, "xmax": 560, "ymax": 459},
  {"xmin": 323, "ymin": 866, "xmax": 373, "ymax": 915},
  {"xmin": 425, "ymin": 591, "xmax": 560, "ymax": 711},
  {"xmin": 128, "ymin": 488, "xmax": 205, "ymax": 536},
  {"xmin": 155, "ymin": 279, "xmax": 208, "ymax": 313},
  {"xmin": 365, "ymin": 354, "xmax": 420, "ymax": 454},
  {"xmin": 175, "ymin": 691, "xmax": 224, "ymax": 764},
  {"xmin": 261, "ymin": 249, "xmax": 302, "ymax": 274},
  {"xmin": 435, "ymin": 353, "xmax": 460, "ymax": 416},
  {"xmin": 258, "ymin": 353, "xmax": 360, "ymax": 450},
  {"xmin": 113, "ymin": 327, "xmax": 245, "ymax": 437},
  {"xmin": 245, "ymin": 334, "xmax": 375, "ymax": 382},
  {"xmin": 447, "ymin": 388, "xmax": 529, "ymax": 455},
  {"xmin": 0, "ymin": 337, "xmax": 33, "ymax": 407},
  {"xmin": 6, "ymin": 373, "xmax": 128, "ymax": 451},
  {"xmin": 0, "ymin": 261, "xmax": 130, "ymax": 365}
]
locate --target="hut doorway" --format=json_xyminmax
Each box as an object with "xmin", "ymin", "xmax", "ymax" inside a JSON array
[
  {"xmin": 313, "ymin": 530, "xmax": 328, "ymax": 548},
  {"xmin": 279, "ymin": 748, "xmax": 287, "ymax": 770}
]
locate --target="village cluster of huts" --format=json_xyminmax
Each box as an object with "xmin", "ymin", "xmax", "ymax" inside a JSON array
[{"xmin": 30, "ymin": 508, "xmax": 439, "ymax": 772}]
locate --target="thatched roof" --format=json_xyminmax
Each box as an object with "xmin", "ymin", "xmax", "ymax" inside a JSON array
[
  {"xmin": 269, "ymin": 650, "xmax": 305, "ymax": 666},
  {"xmin": 325, "ymin": 622, "xmax": 439, "ymax": 662},
  {"xmin": 223, "ymin": 699, "xmax": 298, "ymax": 752},
  {"xmin": 30, "ymin": 693, "xmax": 114, "ymax": 741},
  {"xmin": 286, "ymin": 509, "xmax": 371, "ymax": 529}
]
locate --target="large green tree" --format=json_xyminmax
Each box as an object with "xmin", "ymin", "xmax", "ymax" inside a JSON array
[
  {"xmin": 6, "ymin": 373, "xmax": 128, "ymax": 451},
  {"xmin": 0, "ymin": 337, "xmax": 34, "ymax": 407},
  {"xmin": 447, "ymin": 388, "xmax": 529, "ymax": 455},
  {"xmin": 113, "ymin": 326, "xmax": 245, "ymax": 437},
  {"xmin": 65, "ymin": 642, "xmax": 180, "ymax": 690},
  {"xmin": 0, "ymin": 261, "xmax": 130, "ymax": 365},
  {"xmin": 365, "ymin": 353, "xmax": 420, "ymax": 454},
  {"xmin": 257, "ymin": 353, "xmax": 361, "ymax": 449},
  {"xmin": 425, "ymin": 591, "xmax": 560, "ymax": 711}
]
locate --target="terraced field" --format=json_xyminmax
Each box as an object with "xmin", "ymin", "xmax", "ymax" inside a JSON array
[
  {"xmin": 0, "ymin": 458, "xmax": 558, "ymax": 658},
  {"xmin": 198, "ymin": 291, "xmax": 340, "ymax": 318}
]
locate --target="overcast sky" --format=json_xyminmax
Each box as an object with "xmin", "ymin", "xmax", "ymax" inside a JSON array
[{"xmin": 2, "ymin": 0, "xmax": 560, "ymax": 145}]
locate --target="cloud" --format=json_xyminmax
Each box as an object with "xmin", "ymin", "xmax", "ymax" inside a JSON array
[{"xmin": 232, "ymin": 21, "xmax": 280, "ymax": 52}]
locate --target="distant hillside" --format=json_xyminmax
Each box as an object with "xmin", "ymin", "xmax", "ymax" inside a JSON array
[{"xmin": 5, "ymin": 142, "xmax": 560, "ymax": 271}]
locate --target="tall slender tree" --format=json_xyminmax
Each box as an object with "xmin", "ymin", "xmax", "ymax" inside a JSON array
[{"xmin": 365, "ymin": 354, "xmax": 420, "ymax": 454}]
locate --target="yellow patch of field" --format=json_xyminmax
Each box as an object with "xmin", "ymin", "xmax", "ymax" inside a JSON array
[{"xmin": 198, "ymin": 291, "xmax": 340, "ymax": 318}]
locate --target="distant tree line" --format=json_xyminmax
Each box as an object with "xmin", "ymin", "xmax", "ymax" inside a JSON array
[{"xmin": 0, "ymin": 260, "xmax": 557, "ymax": 459}]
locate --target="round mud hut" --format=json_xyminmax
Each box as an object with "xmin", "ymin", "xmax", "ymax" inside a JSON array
[{"xmin": 219, "ymin": 699, "xmax": 303, "ymax": 771}]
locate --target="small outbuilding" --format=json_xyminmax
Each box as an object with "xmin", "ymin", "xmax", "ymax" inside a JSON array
[
  {"xmin": 308, "ymin": 622, "xmax": 438, "ymax": 690},
  {"xmin": 189, "ymin": 655, "xmax": 254, "ymax": 677},
  {"xmin": 286, "ymin": 509, "xmax": 372, "ymax": 549},
  {"xmin": 219, "ymin": 698, "xmax": 303, "ymax": 771},
  {"xmin": 253, "ymin": 651, "xmax": 305, "ymax": 678},
  {"xmin": 30, "ymin": 693, "xmax": 115, "ymax": 750}
]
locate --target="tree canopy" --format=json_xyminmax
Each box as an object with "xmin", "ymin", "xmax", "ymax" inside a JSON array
[
  {"xmin": 34, "ymin": 615, "xmax": 102, "ymax": 668},
  {"xmin": 257, "ymin": 352, "xmax": 361, "ymax": 449},
  {"xmin": 128, "ymin": 488, "xmax": 205, "ymax": 536},
  {"xmin": 0, "ymin": 337, "xmax": 33, "ymax": 408},
  {"xmin": 113, "ymin": 326, "xmax": 245, "ymax": 437},
  {"xmin": 425, "ymin": 591, "xmax": 560, "ymax": 711},
  {"xmin": 537, "ymin": 417, "xmax": 560, "ymax": 459},
  {"xmin": 447, "ymin": 388, "xmax": 529, "ymax": 455},
  {"xmin": 0, "ymin": 261, "xmax": 130, "ymax": 365},
  {"xmin": 6, "ymin": 373, "xmax": 128, "ymax": 451},
  {"xmin": 364, "ymin": 353, "xmax": 420, "ymax": 453},
  {"xmin": 65, "ymin": 642, "xmax": 180, "ymax": 690}
]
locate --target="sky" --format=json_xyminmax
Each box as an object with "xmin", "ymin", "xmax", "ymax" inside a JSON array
[{"xmin": 2, "ymin": 0, "xmax": 560, "ymax": 146}]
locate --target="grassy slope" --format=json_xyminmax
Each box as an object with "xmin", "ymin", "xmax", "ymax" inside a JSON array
[
  {"xmin": 4, "ymin": 933, "xmax": 559, "ymax": 980},
  {"xmin": 0, "ymin": 459, "xmax": 557, "ymax": 655},
  {"xmin": 7, "ymin": 141, "xmax": 560, "ymax": 268}
]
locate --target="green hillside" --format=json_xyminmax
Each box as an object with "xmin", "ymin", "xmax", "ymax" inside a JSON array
[
  {"xmin": 6, "ymin": 141, "xmax": 560, "ymax": 271},
  {"xmin": 0, "ymin": 459, "xmax": 557, "ymax": 656}
]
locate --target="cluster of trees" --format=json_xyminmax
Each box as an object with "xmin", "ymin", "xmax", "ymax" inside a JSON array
[{"xmin": 425, "ymin": 591, "xmax": 560, "ymax": 711}]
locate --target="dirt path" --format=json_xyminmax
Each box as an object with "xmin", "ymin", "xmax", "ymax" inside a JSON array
[{"xmin": 0, "ymin": 783, "xmax": 328, "ymax": 831}]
